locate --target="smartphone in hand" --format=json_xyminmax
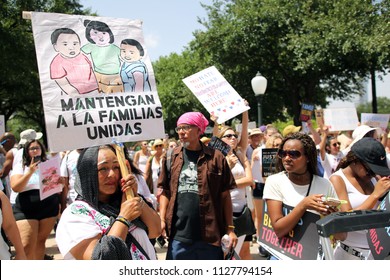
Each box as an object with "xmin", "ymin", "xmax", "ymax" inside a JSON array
[{"xmin": 33, "ymin": 156, "xmax": 41, "ymax": 163}]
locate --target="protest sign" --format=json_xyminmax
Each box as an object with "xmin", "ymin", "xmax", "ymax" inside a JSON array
[
  {"xmin": 367, "ymin": 192, "xmax": 390, "ymax": 259},
  {"xmin": 323, "ymin": 108, "xmax": 359, "ymax": 132},
  {"xmin": 39, "ymin": 156, "xmax": 63, "ymax": 200},
  {"xmin": 300, "ymin": 103, "xmax": 314, "ymax": 122},
  {"xmin": 262, "ymin": 148, "xmax": 278, "ymax": 177},
  {"xmin": 259, "ymin": 203, "xmax": 321, "ymax": 260},
  {"xmin": 360, "ymin": 113, "xmax": 390, "ymax": 133},
  {"xmin": 314, "ymin": 109, "xmax": 324, "ymax": 129},
  {"xmin": 182, "ymin": 66, "xmax": 249, "ymax": 124},
  {"xmin": 31, "ymin": 12, "xmax": 165, "ymax": 152},
  {"xmin": 208, "ymin": 136, "xmax": 231, "ymax": 156}
]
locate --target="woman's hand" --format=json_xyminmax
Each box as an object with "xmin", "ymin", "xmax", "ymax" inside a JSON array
[
  {"xmin": 28, "ymin": 157, "xmax": 40, "ymax": 173},
  {"xmin": 373, "ymin": 176, "xmax": 390, "ymax": 199},
  {"xmin": 210, "ymin": 113, "xmax": 218, "ymax": 124},
  {"xmin": 120, "ymin": 174, "xmax": 138, "ymax": 199},
  {"xmin": 227, "ymin": 230, "xmax": 238, "ymax": 249},
  {"xmin": 302, "ymin": 194, "xmax": 336, "ymax": 216},
  {"xmin": 226, "ymin": 154, "xmax": 238, "ymax": 168},
  {"xmin": 119, "ymin": 196, "xmax": 144, "ymax": 222}
]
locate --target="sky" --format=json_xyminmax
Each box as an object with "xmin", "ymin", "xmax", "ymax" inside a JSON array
[
  {"xmin": 79, "ymin": 0, "xmax": 213, "ymax": 62},
  {"xmin": 79, "ymin": 0, "xmax": 388, "ymax": 102}
]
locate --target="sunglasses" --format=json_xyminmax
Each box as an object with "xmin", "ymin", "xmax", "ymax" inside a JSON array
[
  {"xmin": 154, "ymin": 144, "xmax": 163, "ymax": 148},
  {"xmin": 222, "ymin": 134, "xmax": 238, "ymax": 139},
  {"xmin": 332, "ymin": 142, "xmax": 341, "ymax": 147},
  {"xmin": 277, "ymin": 149, "xmax": 302, "ymax": 160}
]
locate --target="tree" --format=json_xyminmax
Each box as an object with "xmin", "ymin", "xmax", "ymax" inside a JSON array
[
  {"xmin": 153, "ymin": 50, "xmax": 211, "ymax": 135},
  {"xmin": 181, "ymin": 0, "xmax": 389, "ymax": 126},
  {"xmin": 357, "ymin": 97, "xmax": 390, "ymax": 121},
  {"xmin": 0, "ymin": 0, "xmax": 91, "ymax": 141}
]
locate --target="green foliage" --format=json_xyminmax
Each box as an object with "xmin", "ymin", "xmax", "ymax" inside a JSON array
[
  {"xmin": 153, "ymin": 50, "xmax": 211, "ymax": 135},
  {"xmin": 357, "ymin": 97, "xmax": 390, "ymax": 128},
  {"xmin": 0, "ymin": 0, "xmax": 91, "ymax": 141},
  {"xmin": 178, "ymin": 0, "xmax": 389, "ymax": 127}
]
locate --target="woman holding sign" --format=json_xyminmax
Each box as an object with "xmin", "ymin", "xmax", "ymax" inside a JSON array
[
  {"xmin": 263, "ymin": 133, "xmax": 340, "ymax": 260},
  {"xmin": 10, "ymin": 139, "xmax": 59, "ymax": 260},
  {"xmin": 55, "ymin": 145, "xmax": 160, "ymax": 260},
  {"xmin": 215, "ymin": 108, "xmax": 255, "ymax": 260}
]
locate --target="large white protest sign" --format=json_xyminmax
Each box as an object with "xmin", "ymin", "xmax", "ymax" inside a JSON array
[
  {"xmin": 182, "ymin": 66, "xmax": 249, "ymax": 124},
  {"xmin": 31, "ymin": 12, "xmax": 165, "ymax": 152},
  {"xmin": 361, "ymin": 113, "xmax": 389, "ymax": 133},
  {"xmin": 323, "ymin": 108, "xmax": 359, "ymax": 132}
]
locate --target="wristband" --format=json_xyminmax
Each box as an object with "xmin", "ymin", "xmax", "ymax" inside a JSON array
[
  {"xmin": 115, "ymin": 216, "xmax": 131, "ymax": 228},
  {"xmin": 227, "ymin": 225, "xmax": 235, "ymax": 229}
]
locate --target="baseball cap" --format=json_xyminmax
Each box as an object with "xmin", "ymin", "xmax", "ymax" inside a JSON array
[
  {"xmin": 282, "ymin": 125, "xmax": 301, "ymax": 137},
  {"xmin": 259, "ymin": 125, "xmax": 267, "ymax": 132},
  {"xmin": 351, "ymin": 137, "xmax": 390, "ymax": 176},
  {"xmin": 19, "ymin": 129, "xmax": 43, "ymax": 145}
]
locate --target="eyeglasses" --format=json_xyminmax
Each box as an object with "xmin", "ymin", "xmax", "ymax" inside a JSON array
[
  {"xmin": 222, "ymin": 134, "xmax": 238, "ymax": 139},
  {"xmin": 332, "ymin": 142, "xmax": 341, "ymax": 147},
  {"xmin": 175, "ymin": 125, "xmax": 193, "ymax": 133},
  {"xmin": 29, "ymin": 147, "xmax": 41, "ymax": 151},
  {"xmin": 277, "ymin": 149, "xmax": 302, "ymax": 160}
]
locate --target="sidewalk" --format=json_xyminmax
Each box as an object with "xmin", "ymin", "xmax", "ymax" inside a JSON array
[{"xmin": 44, "ymin": 230, "xmax": 267, "ymax": 260}]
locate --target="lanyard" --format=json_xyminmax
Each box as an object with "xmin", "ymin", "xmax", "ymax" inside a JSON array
[{"xmin": 305, "ymin": 175, "xmax": 313, "ymax": 197}]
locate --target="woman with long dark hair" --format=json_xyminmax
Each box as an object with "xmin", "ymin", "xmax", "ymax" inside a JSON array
[
  {"xmin": 56, "ymin": 145, "xmax": 160, "ymax": 260},
  {"xmin": 11, "ymin": 139, "xmax": 59, "ymax": 259}
]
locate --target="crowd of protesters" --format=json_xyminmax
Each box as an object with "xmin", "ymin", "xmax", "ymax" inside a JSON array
[{"xmin": 0, "ymin": 112, "xmax": 389, "ymax": 260}]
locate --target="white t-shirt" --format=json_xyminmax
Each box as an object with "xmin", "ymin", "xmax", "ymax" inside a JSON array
[
  {"xmin": 251, "ymin": 147, "xmax": 264, "ymax": 183},
  {"xmin": 151, "ymin": 157, "xmax": 161, "ymax": 196},
  {"xmin": 11, "ymin": 161, "xmax": 40, "ymax": 192},
  {"xmin": 263, "ymin": 171, "xmax": 334, "ymax": 212},
  {"xmin": 56, "ymin": 200, "xmax": 156, "ymax": 260},
  {"xmin": 135, "ymin": 174, "xmax": 157, "ymax": 210},
  {"xmin": 9, "ymin": 148, "xmax": 20, "ymax": 203},
  {"xmin": 60, "ymin": 150, "xmax": 81, "ymax": 204},
  {"xmin": 320, "ymin": 152, "xmax": 343, "ymax": 179}
]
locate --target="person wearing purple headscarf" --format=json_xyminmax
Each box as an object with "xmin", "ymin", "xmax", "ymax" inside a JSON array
[{"xmin": 158, "ymin": 112, "xmax": 238, "ymax": 260}]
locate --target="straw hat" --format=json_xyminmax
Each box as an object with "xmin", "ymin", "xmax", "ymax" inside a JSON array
[{"xmin": 152, "ymin": 139, "xmax": 164, "ymax": 150}]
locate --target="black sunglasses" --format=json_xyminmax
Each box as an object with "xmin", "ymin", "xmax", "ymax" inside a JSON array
[
  {"xmin": 222, "ymin": 134, "xmax": 238, "ymax": 139},
  {"xmin": 332, "ymin": 142, "xmax": 341, "ymax": 147},
  {"xmin": 277, "ymin": 149, "xmax": 302, "ymax": 160}
]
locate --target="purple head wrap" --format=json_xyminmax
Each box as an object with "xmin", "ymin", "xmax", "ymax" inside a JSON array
[{"xmin": 177, "ymin": 112, "xmax": 209, "ymax": 134}]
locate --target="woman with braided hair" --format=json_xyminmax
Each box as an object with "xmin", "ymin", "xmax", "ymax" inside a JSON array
[{"xmin": 55, "ymin": 145, "xmax": 160, "ymax": 260}]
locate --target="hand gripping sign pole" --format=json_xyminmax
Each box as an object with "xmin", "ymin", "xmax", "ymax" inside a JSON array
[{"xmin": 112, "ymin": 139, "xmax": 134, "ymax": 200}]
